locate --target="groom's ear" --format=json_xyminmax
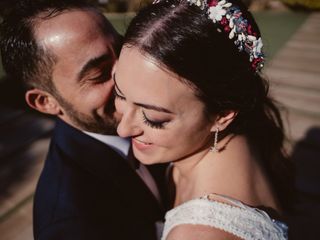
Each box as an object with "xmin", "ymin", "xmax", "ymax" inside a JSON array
[
  {"xmin": 25, "ymin": 88, "xmax": 61, "ymax": 115},
  {"xmin": 210, "ymin": 110, "xmax": 238, "ymax": 132}
]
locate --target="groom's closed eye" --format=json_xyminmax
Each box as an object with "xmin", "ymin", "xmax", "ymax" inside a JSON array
[
  {"xmin": 87, "ymin": 64, "xmax": 113, "ymax": 83},
  {"xmin": 78, "ymin": 53, "xmax": 114, "ymax": 83}
]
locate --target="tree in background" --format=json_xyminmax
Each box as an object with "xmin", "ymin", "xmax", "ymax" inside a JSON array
[
  {"xmin": 281, "ymin": 0, "xmax": 320, "ymax": 10},
  {"xmin": 127, "ymin": 0, "xmax": 152, "ymax": 12}
]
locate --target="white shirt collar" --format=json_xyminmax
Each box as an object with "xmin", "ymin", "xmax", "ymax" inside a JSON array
[{"xmin": 83, "ymin": 131, "xmax": 130, "ymax": 159}]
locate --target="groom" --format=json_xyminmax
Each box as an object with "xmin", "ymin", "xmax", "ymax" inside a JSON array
[{"xmin": 0, "ymin": 0, "xmax": 167, "ymax": 239}]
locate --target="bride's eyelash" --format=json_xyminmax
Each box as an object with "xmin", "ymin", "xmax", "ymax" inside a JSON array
[{"xmin": 142, "ymin": 111, "xmax": 166, "ymax": 129}]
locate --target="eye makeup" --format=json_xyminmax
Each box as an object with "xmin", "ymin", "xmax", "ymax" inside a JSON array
[{"xmin": 142, "ymin": 111, "xmax": 169, "ymax": 130}]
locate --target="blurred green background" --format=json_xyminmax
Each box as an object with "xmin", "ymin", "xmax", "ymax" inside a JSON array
[{"xmin": 254, "ymin": 11, "xmax": 308, "ymax": 59}]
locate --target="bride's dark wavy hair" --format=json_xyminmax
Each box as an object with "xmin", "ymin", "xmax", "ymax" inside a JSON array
[{"xmin": 124, "ymin": 0, "xmax": 294, "ymax": 212}]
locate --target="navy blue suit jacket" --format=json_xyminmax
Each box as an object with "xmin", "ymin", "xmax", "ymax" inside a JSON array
[{"xmin": 33, "ymin": 119, "xmax": 167, "ymax": 240}]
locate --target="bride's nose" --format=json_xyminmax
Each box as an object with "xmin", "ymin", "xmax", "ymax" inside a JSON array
[{"xmin": 117, "ymin": 108, "xmax": 142, "ymax": 138}]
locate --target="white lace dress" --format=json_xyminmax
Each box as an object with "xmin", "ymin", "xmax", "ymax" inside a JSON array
[{"xmin": 161, "ymin": 194, "xmax": 288, "ymax": 240}]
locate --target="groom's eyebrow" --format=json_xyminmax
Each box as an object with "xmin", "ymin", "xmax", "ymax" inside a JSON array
[
  {"xmin": 78, "ymin": 53, "xmax": 113, "ymax": 81},
  {"xmin": 113, "ymin": 74, "xmax": 174, "ymax": 114}
]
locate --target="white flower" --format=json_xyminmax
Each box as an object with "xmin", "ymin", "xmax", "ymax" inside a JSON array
[
  {"xmin": 208, "ymin": 0, "xmax": 232, "ymax": 23},
  {"xmin": 187, "ymin": 0, "xmax": 206, "ymax": 9},
  {"xmin": 247, "ymin": 35, "xmax": 257, "ymax": 42},
  {"xmin": 229, "ymin": 16, "xmax": 235, "ymax": 29},
  {"xmin": 238, "ymin": 33, "xmax": 246, "ymax": 42},
  {"xmin": 229, "ymin": 28, "xmax": 235, "ymax": 39},
  {"xmin": 252, "ymin": 37, "xmax": 263, "ymax": 58}
]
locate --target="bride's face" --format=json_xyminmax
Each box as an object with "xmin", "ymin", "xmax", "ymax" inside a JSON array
[{"xmin": 114, "ymin": 47, "xmax": 215, "ymax": 165}]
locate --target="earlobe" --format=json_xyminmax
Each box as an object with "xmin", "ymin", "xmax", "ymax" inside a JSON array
[
  {"xmin": 25, "ymin": 89, "xmax": 61, "ymax": 115},
  {"xmin": 210, "ymin": 110, "xmax": 238, "ymax": 132}
]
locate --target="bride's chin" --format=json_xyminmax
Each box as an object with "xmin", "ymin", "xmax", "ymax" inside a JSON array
[
  {"xmin": 134, "ymin": 153, "xmax": 153, "ymax": 165},
  {"xmin": 138, "ymin": 159, "xmax": 154, "ymax": 165},
  {"xmin": 133, "ymin": 152, "xmax": 161, "ymax": 166}
]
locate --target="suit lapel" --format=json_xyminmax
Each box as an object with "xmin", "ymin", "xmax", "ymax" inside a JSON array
[
  {"xmin": 147, "ymin": 163, "xmax": 171, "ymax": 211},
  {"xmin": 53, "ymin": 119, "xmax": 165, "ymax": 221}
]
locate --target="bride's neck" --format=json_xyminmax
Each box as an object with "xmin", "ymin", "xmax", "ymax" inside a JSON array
[
  {"xmin": 173, "ymin": 133, "xmax": 236, "ymax": 176},
  {"xmin": 172, "ymin": 134, "xmax": 235, "ymax": 204},
  {"xmin": 172, "ymin": 134, "xmax": 268, "ymax": 206}
]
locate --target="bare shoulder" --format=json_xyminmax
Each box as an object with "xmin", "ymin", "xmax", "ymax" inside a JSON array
[{"xmin": 166, "ymin": 224, "xmax": 241, "ymax": 240}]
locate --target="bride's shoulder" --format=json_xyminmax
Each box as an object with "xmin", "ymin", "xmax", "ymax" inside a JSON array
[
  {"xmin": 166, "ymin": 224, "xmax": 241, "ymax": 240},
  {"xmin": 162, "ymin": 195, "xmax": 242, "ymax": 240},
  {"xmin": 162, "ymin": 193, "xmax": 288, "ymax": 240}
]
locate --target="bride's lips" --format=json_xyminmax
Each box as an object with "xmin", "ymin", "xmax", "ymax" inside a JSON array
[{"xmin": 132, "ymin": 138, "xmax": 153, "ymax": 151}]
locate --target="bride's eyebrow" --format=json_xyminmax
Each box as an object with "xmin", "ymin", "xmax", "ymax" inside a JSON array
[
  {"xmin": 113, "ymin": 73, "xmax": 174, "ymax": 114},
  {"xmin": 137, "ymin": 102, "xmax": 174, "ymax": 114},
  {"xmin": 113, "ymin": 73, "xmax": 124, "ymax": 95}
]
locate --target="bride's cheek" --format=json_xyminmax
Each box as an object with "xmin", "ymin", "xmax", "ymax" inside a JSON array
[
  {"xmin": 115, "ymin": 98, "xmax": 124, "ymax": 113},
  {"xmin": 113, "ymin": 110, "xmax": 122, "ymax": 123},
  {"xmin": 113, "ymin": 100, "xmax": 125, "ymax": 120}
]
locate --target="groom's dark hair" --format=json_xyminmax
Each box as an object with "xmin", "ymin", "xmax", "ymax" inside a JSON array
[{"xmin": 0, "ymin": 0, "xmax": 120, "ymax": 94}]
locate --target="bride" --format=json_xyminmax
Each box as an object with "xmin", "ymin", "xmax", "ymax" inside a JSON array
[{"xmin": 113, "ymin": 0, "xmax": 293, "ymax": 239}]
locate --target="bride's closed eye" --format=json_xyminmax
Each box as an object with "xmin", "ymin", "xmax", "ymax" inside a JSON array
[{"xmin": 142, "ymin": 111, "xmax": 169, "ymax": 130}]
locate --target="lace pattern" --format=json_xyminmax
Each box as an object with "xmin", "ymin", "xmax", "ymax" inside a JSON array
[{"xmin": 161, "ymin": 194, "xmax": 288, "ymax": 240}]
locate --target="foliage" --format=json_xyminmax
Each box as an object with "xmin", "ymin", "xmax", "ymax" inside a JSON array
[
  {"xmin": 281, "ymin": 0, "xmax": 320, "ymax": 10},
  {"xmin": 128, "ymin": 0, "xmax": 153, "ymax": 12}
]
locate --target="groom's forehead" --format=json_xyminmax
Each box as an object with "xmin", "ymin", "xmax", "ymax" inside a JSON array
[
  {"xmin": 35, "ymin": 9, "xmax": 105, "ymax": 48},
  {"xmin": 35, "ymin": 9, "xmax": 114, "ymax": 79}
]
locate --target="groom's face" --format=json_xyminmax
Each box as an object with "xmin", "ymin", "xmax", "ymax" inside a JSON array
[{"xmin": 36, "ymin": 9, "xmax": 118, "ymax": 134}]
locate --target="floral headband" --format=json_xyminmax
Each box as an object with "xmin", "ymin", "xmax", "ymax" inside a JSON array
[{"xmin": 153, "ymin": 0, "xmax": 265, "ymax": 72}]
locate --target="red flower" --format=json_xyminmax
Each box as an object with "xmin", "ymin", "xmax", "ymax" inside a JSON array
[
  {"xmin": 252, "ymin": 58, "xmax": 263, "ymax": 70},
  {"xmin": 247, "ymin": 25, "xmax": 253, "ymax": 35},
  {"xmin": 220, "ymin": 16, "xmax": 228, "ymax": 26},
  {"xmin": 208, "ymin": 0, "xmax": 218, "ymax": 7},
  {"xmin": 224, "ymin": 26, "xmax": 231, "ymax": 32}
]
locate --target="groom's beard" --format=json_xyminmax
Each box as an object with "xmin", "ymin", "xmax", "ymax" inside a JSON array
[{"xmin": 55, "ymin": 93, "xmax": 118, "ymax": 135}]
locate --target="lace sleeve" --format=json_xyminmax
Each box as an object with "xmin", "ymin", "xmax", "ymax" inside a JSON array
[{"xmin": 161, "ymin": 195, "xmax": 288, "ymax": 240}]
